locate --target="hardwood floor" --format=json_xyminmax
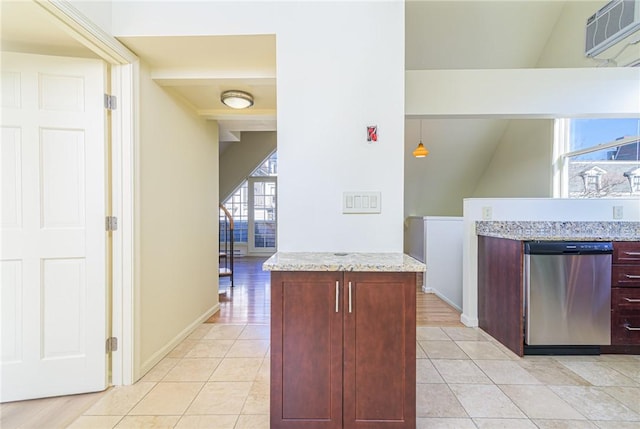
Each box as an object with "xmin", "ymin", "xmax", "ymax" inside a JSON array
[
  {"xmin": 208, "ymin": 256, "xmax": 463, "ymax": 326},
  {"xmin": 206, "ymin": 257, "xmax": 271, "ymax": 324}
]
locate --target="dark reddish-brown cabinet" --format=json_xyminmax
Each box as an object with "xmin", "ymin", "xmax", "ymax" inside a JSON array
[
  {"xmin": 611, "ymin": 242, "xmax": 640, "ymax": 347},
  {"xmin": 270, "ymin": 271, "xmax": 416, "ymax": 429},
  {"xmin": 477, "ymin": 236, "xmax": 524, "ymax": 356}
]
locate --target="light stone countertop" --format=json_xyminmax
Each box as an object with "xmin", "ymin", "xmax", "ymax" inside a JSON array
[
  {"xmin": 476, "ymin": 221, "xmax": 640, "ymax": 241},
  {"xmin": 262, "ymin": 252, "xmax": 426, "ymax": 272}
]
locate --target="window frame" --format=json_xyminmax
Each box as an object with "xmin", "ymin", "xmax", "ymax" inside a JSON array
[{"xmin": 553, "ymin": 118, "xmax": 640, "ymax": 198}]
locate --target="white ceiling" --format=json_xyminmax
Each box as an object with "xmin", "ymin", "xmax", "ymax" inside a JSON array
[
  {"xmin": 119, "ymin": 34, "xmax": 278, "ymax": 143},
  {"xmin": 1, "ymin": 0, "xmax": 594, "ymax": 146},
  {"xmin": 0, "ymin": 0, "xmax": 99, "ymax": 58}
]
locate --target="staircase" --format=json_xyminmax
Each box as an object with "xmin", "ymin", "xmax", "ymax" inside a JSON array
[{"xmin": 219, "ymin": 203, "xmax": 234, "ymax": 288}]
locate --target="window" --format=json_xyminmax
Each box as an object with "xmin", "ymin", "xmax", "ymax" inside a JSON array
[
  {"xmin": 220, "ymin": 151, "xmax": 278, "ymax": 253},
  {"xmin": 554, "ymin": 118, "xmax": 640, "ymax": 198}
]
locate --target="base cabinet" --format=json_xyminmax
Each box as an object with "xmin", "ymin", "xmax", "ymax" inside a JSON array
[
  {"xmin": 270, "ymin": 271, "xmax": 416, "ymax": 429},
  {"xmin": 611, "ymin": 242, "xmax": 640, "ymax": 347}
]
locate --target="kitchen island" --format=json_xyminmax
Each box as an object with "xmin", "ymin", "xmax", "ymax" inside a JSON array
[
  {"xmin": 476, "ymin": 221, "xmax": 640, "ymax": 357},
  {"xmin": 263, "ymin": 252, "xmax": 425, "ymax": 429}
]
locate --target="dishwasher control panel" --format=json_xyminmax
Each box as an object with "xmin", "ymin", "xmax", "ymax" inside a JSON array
[{"xmin": 524, "ymin": 241, "xmax": 613, "ymax": 255}]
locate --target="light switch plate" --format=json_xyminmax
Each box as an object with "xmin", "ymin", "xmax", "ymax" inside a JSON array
[{"xmin": 343, "ymin": 192, "xmax": 381, "ymax": 214}]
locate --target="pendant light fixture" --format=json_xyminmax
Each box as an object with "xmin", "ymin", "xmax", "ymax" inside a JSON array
[
  {"xmin": 413, "ymin": 119, "xmax": 429, "ymax": 158},
  {"xmin": 221, "ymin": 90, "xmax": 254, "ymax": 109}
]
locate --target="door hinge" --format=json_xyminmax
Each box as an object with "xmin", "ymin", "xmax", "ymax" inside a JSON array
[
  {"xmin": 106, "ymin": 337, "xmax": 118, "ymax": 353},
  {"xmin": 105, "ymin": 216, "xmax": 118, "ymax": 231},
  {"xmin": 104, "ymin": 94, "xmax": 117, "ymax": 110}
]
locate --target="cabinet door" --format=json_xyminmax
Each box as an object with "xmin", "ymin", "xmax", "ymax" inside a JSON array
[
  {"xmin": 343, "ymin": 272, "xmax": 416, "ymax": 429},
  {"xmin": 271, "ymin": 272, "xmax": 343, "ymax": 429},
  {"xmin": 612, "ymin": 287, "xmax": 640, "ymax": 345}
]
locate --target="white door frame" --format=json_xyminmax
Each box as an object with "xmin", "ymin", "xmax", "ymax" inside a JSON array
[{"xmin": 36, "ymin": 0, "xmax": 139, "ymax": 386}]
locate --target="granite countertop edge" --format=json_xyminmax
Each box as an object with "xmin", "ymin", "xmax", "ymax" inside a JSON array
[
  {"xmin": 262, "ymin": 252, "xmax": 426, "ymax": 272},
  {"xmin": 475, "ymin": 221, "xmax": 640, "ymax": 242},
  {"xmin": 475, "ymin": 231, "xmax": 639, "ymax": 242}
]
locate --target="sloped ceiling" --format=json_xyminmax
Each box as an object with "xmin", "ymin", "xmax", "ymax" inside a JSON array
[
  {"xmin": 2, "ymin": 0, "xmax": 614, "ymax": 215},
  {"xmin": 405, "ymin": 0, "xmax": 565, "ymax": 70},
  {"xmin": 0, "ymin": 0, "xmax": 576, "ymax": 137}
]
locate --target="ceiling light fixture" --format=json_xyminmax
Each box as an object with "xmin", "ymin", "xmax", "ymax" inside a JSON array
[
  {"xmin": 221, "ymin": 90, "xmax": 254, "ymax": 109},
  {"xmin": 413, "ymin": 119, "xmax": 429, "ymax": 158}
]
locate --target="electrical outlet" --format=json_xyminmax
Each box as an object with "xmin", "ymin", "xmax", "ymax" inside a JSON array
[
  {"xmin": 613, "ymin": 206, "xmax": 623, "ymax": 220},
  {"xmin": 482, "ymin": 206, "xmax": 493, "ymax": 220}
]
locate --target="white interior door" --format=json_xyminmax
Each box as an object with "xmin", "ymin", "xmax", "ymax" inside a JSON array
[{"xmin": 1, "ymin": 52, "xmax": 107, "ymax": 402}]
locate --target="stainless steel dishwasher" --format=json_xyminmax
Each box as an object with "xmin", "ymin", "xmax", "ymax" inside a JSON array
[{"xmin": 524, "ymin": 241, "xmax": 613, "ymax": 354}]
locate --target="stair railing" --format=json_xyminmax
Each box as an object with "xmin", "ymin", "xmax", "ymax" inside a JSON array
[{"xmin": 219, "ymin": 203, "xmax": 234, "ymax": 287}]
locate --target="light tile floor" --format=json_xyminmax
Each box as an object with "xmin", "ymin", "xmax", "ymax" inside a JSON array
[{"xmin": 9, "ymin": 323, "xmax": 640, "ymax": 429}]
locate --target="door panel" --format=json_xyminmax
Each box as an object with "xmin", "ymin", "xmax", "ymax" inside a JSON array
[
  {"xmin": 343, "ymin": 273, "xmax": 416, "ymax": 429},
  {"xmin": 40, "ymin": 129, "xmax": 86, "ymax": 228},
  {"xmin": 271, "ymin": 272, "xmax": 342, "ymax": 429},
  {"xmin": 0, "ymin": 52, "xmax": 106, "ymax": 402}
]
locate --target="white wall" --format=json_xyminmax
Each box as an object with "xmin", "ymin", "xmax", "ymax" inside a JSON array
[
  {"xmin": 406, "ymin": 68, "xmax": 640, "ymax": 118},
  {"xmin": 219, "ymin": 131, "xmax": 277, "ymax": 201},
  {"xmin": 461, "ymin": 198, "xmax": 640, "ymax": 327},
  {"xmin": 406, "ymin": 217, "xmax": 464, "ymax": 311},
  {"xmin": 473, "ymin": 120, "xmax": 554, "ymax": 197},
  {"xmin": 68, "ymin": 0, "xmax": 113, "ymax": 34},
  {"xmin": 111, "ymin": 1, "xmax": 405, "ymax": 253},
  {"xmin": 404, "ymin": 118, "xmax": 508, "ymax": 217},
  {"xmin": 136, "ymin": 62, "xmax": 219, "ymax": 379}
]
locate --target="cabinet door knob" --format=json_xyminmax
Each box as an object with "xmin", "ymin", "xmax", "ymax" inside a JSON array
[
  {"xmin": 624, "ymin": 274, "xmax": 640, "ymax": 279},
  {"xmin": 624, "ymin": 324, "xmax": 640, "ymax": 331},
  {"xmin": 623, "ymin": 251, "xmax": 640, "ymax": 256},
  {"xmin": 335, "ymin": 281, "xmax": 339, "ymax": 313},
  {"xmin": 348, "ymin": 282, "xmax": 353, "ymax": 313},
  {"xmin": 623, "ymin": 297, "xmax": 640, "ymax": 303}
]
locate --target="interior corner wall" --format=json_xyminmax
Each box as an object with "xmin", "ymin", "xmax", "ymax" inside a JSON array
[
  {"xmin": 403, "ymin": 118, "xmax": 509, "ymax": 218},
  {"xmin": 136, "ymin": 61, "xmax": 219, "ymax": 380},
  {"xmin": 111, "ymin": 1, "xmax": 406, "ymax": 253},
  {"xmin": 219, "ymin": 131, "xmax": 277, "ymax": 202},
  {"xmin": 275, "ymin": 2, "xmax": 405, "ymax": 252},
  {"xmin": 473, "ymin": 120, "xmax": 554, "ymax": 198}
]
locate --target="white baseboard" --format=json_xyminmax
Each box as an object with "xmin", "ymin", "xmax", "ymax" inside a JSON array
[
  {"xmin": 139, "ymin": 303, "xmax": 220, "ymax": 379},
  {"xmin": 460, "ymin": 313, "xmax": 479, "ymax": 327},
  {"xmin": 420, "ymin": 287, "xmax": 462, "ymax": 313}
]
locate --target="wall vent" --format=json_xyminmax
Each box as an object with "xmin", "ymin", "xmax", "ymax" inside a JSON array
[{"xmin": 586, "ymin": 0, "xmax": 640, "ymax": 57}]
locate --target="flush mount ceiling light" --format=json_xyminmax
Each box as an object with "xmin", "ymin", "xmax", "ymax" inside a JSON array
[
  {"xmin": 413, "ymin": 119, "xmax": 429, "ymax": 158},
  {"xmin": 221, "ymin": 90, "xmax": 254, "ymax": 109}
]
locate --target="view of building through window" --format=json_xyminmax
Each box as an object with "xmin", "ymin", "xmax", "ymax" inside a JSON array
[
  {"xmin": 220, "ymin": 151, "xmax": 277, "ymax": 254},
  {"xmin": 557, "ymin": 118, "xmax": 640, "ymax": 198}
]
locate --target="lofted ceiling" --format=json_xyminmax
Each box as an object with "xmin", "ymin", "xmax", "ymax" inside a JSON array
[
  {"xmin": 0, "ymin": 1, "xmax": 573, "ymax": 112},
  {"xmin": 2, "ymin": 0, "xmax": 606, "ymax": 155}
]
